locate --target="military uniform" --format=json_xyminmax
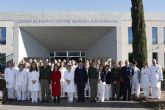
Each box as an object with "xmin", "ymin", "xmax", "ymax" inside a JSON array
[
  {"xmin": 111, "ymin": 67, "xmax": 122, "ymax": 100},
  {"xmin": 88, "ymin": 66, "xmax": 99, "ymax": 102},
  {"xmin": 39, "ymin": 65, "xmax": 51, "ymax": 102}
]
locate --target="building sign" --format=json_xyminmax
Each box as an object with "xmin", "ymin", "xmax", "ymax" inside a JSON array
[{"xmin": 15, "ymin": 19, "xmax": 118, "ymax": 24}]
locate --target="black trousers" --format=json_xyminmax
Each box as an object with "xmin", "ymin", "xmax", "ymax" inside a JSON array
[
  {"xmin": 77, "ymin": 83, "xmax": 85, "ymax": 102},
  {"xmin": 123, "ymin": 80, "xmax": 132, "ymax": 100},
  {"xmin": 120, "ymin": 82, "xmax": 124, "ymax": 98}
]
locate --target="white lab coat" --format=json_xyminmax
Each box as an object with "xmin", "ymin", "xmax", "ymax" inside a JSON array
[
  {"xmin": 24, "ymin": 68, "xmax": 31, "ymax": 100},
  {"xmin": 150, "ymin": 65, "xmax": 163, "ymax": 88},
  {"xmin": 97, "ymin": 71, "xmax": 102, "ymax": 100},
  {"xmin": 64, "ymin": 70, "xmax": 75, "ymax": 93},
  {"xmin": 141, "ymin": 67, "xmax": 151, "ymax": 88},
  {"xmin": 59, "ymin": 67, "xmax": 67, "ymax": 97},
  {"xmin": 149, "ymin": 64, "xmax": 163, "ymax": 99},
  {"xmin": 4, "ymin": 68, "xmax": 16, "ymax": 89},
  {"xmin": 28, "ymin": 70, "xmax": 40, "ymax": 92},
  {"xmin": 59, "ymin": 67, "xmax": 67, "ymax": 82},
  {"xmin": 141, "ymin": 67, "xmax": 151, "ymax": 98},
  {"xmin": 15, "ymin": 69, "xmax": 28, "ymax": 91},
  {"xmin": 132, "ymin": 66, "xmax": 141, "ymax": 97}
]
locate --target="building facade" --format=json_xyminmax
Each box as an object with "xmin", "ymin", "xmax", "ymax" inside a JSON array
[{"xmin": 0, "ymin": 12, "xmax": 165, "ymax": 67}]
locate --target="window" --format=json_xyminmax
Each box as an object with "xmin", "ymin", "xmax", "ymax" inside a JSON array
[
  {"xmin": 152, "ymin": 27, "xmax": 158, "ymax": 44},
  {"xmin": 128, "ymin": 27, "xmax": 133, "ymax": 44},
  {"xmin": 0, "ymin": 53, "xmax": 6, "ymax": 64},
  {"xmin": 49, "ymin": 51, "xmax": 54, "ymax": 57},
  {"xmin": 0, "ymin": 27, "xmax": 6, "ymax": 45},
  {"xmin": 164, "ymin": 52, "xmax": 165, "ymax": 68},
  {"xmin": 164, "ymin": 27, "xmax": 165, "ymax": 44},
  {"xmin": 152, "ymin": 52, "xmax": 158, "ymax": 61},
  {"xmin": 128, "ymin": 53, "xmax": 133, "ymax": 63},
  {"xmin": 56, "ymin": 51, "xmax": 67, "ymax": 57},
  {"xmin": 68, "ymin": 52, "xmax": 80, "ymax": 57},
  {"xmin": 81, "ymin": 52, "xmax": 86, "ymax": 57}
]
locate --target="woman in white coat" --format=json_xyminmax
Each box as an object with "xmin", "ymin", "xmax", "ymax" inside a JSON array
[
  {"xmin": 141, "ymin": 62, "xmax": 151, "ymax": 98},
  {"xmin": 15, "ymin": 64, "xmax": 28, "ymax": 101},
  {"xmin": 64, "ymin": 64, "xmax": 75, "ymax": 103},
  {"xmin": 28, "ymin": 62, "xmax": 40, "ymax": 103},
  {"xmin": 4, "ymin": 61, "xmax": 16, "ymax": 100}
]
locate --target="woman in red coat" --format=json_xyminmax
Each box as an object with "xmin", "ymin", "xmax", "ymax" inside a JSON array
[{"xmin": 51, "ymin": 64, "xmax": 61, "ymax": 103}]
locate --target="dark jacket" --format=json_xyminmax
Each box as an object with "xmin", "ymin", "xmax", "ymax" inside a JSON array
[
  {"xmin": 111, "ymin": 67, "xmax": 122, "ymax": 83},
  {"xmin": 121, "ymin": 66, "xmax": 134, "ymax": 82},
  {"xmin": 74, "ymin": 67, "xmax": 88, "ymax": 84},
  {"xmin": 101, "ymin": 71, "xmax": 111, "ymax": 84},
  {"xmin": 39, "ymin": 65, "xmax": 51, "ymax": 82},
  {"xmin": 88, "ymin": 66, "xmax": 99, "ymax": 79}
]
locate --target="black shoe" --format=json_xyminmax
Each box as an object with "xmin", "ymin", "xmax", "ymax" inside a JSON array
[
  {"xmin": 77, "ymin": 98, "xmax": 80, "ymax": 103},
  {"xmin": 57, "ymin": 100, "xmax": 60, "ymax": 103},
  {"xmin": 91, "ymin": 100, "xmax": 96, "ymax": 103},
  {"xmin": 54, "ymin": 98, "xmax": 56, "ymax": 102},
  {"xmin": 57, "ymin": 97, "xmax": 60, "ymax": 103}
]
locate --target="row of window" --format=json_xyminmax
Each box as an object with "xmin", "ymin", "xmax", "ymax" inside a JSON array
[
  {"xmin": 128, "ymin": 27, "xmax": 165, "ymax": 44},
  {"xmin": 1, "ymin": 26, "xmax": 165, "ymax": 45}
]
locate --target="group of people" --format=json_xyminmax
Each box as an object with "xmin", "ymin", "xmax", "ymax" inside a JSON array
[{"xmin": 3, "ymin": 58, "xmax": 163, "ymax": 104}]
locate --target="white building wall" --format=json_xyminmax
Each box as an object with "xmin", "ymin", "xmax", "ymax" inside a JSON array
[
  {"xmin": 146, "ymin": 21, "xmax": 165, "ymax": 68},
  {"xmin": 17, "ymin": 28, "xmax": 49, "ymax": 63},
  {"xmin": 120, "ymin": 21, "xmax": 132, "ymax": 61},
  {"xmin": 87, "ymin": 28, "xmax": 117, "ymax": 60},
  {"xmin": 121, "ymin": 20, "xmax": 165, "ymax": 67}
]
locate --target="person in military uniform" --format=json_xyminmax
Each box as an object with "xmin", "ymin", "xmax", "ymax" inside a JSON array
[
  {"xmin": 111, "ymin": 61, "xmax": 122, "ymax": 100},
  {"xmin": 88, "ymin": 61, "xmax": 99, "ymax": 102},
  {"xmin": 39, "ymin": 59, "xmax": 51, "ymax": 102}
]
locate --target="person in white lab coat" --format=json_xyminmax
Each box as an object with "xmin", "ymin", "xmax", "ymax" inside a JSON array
[
  {"xmin": 24, "ymin": 63, "xmax": 31, "ymax": 100},
  {"xmin": 131, "ymin": 61, "xmax": 141, "ymax": 98},
  {"xmin": 28, "ymin": 62, "xmax": 40, "ymax": 103},
  {"xmin": 97, "ymin": 64, "xmax": 104, "ymax": 101},
  {"xmin": 141, "ymin": 62, "xmax": 151, "ymax": 98},
  {"xmin": 15, "ymin": 63, "xmax": 28, "ymax": 101},
  {"xmin": 4, "ymin": 61, "xmax": 16, "ymax": 100},
  {"xmin": 59, "ymin": 62, "xmax": 67, "ymax": 98},
  {"xmin": 64, "ymin": 64, "xmax": 75, "ymax": 103},
  {"xmin": 149, "ymin": 59, "xmax": 163, "ymax": 100}
]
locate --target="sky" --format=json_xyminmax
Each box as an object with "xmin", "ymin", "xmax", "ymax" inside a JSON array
[{"xmin": 0, "ymin": 0, "xmax": 164, "ymax": 12}]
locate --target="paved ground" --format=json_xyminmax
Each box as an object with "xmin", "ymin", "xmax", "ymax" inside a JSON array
[{"xmin": 0, "ymin": 99, "xmax": 150, "ymax": 110}]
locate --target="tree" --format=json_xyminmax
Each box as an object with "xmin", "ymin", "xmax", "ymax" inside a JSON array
[{"xmin": 131, "ymin": 0, "xmax": 147, "ymax": 69}]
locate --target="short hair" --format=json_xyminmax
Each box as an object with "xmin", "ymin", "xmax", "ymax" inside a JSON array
[
  {"xmin": 132, "ymin": 61, "xmax": 137, "ymax": 65},
  {"xmin": 78, "ymin": 60, "xmax": 83, "ymax": 63},
  {"xmin": 105, "ymin": 65, "xmax": 109, "ymax": 68},
  {"xmin": 18, "ymin": 63, "xmax": 24, "ymax": 68}
]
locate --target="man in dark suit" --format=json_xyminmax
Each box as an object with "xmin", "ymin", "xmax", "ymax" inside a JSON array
[
  {"xmin": 121, "ymin": 60, "xmax": 134, "ymax": 101},
  {"xmin": 74, "ymin": 61, "xmax": 88, "ymax": 103}
]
